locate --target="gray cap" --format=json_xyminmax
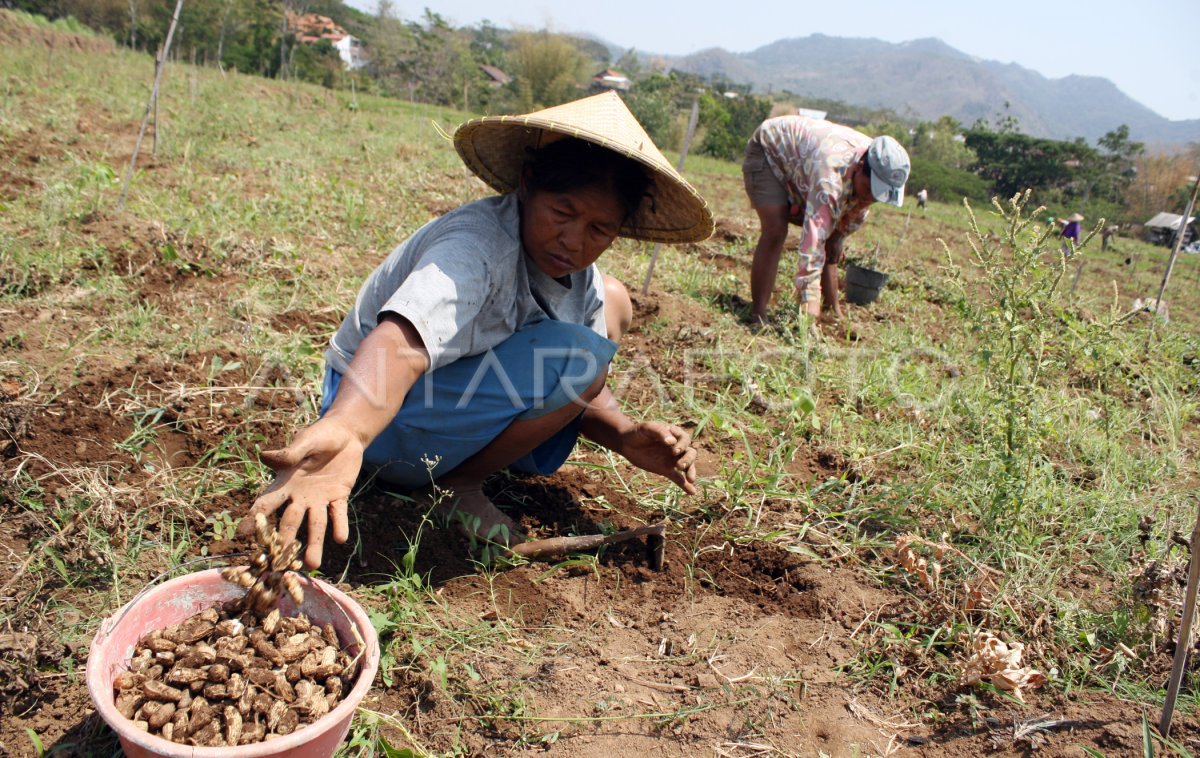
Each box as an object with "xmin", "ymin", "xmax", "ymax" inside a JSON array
[{"xmin": 866, "ymin": 136, "xmax": 910, "ymax": 207}]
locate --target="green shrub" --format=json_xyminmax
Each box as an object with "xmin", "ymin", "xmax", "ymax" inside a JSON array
[
  {"xmin": 697, "ymin": 92, "xmax": 771, "ymax": 162},
  {"xmin": 908, "ymin": 155, "xmax": 990, "ymax": 205},
  {"xmin": 622, "ymin": 81, "xmax": 678, "ymax": 150}
]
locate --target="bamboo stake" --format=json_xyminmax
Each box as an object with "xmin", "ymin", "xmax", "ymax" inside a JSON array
[
  {"xmin": 642, "ymin": 97, "xmax": 700, "ymax": 295},
  {"xmin": 117, "ymin": 0, "xmax": 185, "ymax": 211},
  {"xmin": 1160, "ymin": 498, "xmax": 1200, "ymax": 736},
  {"xmin": 151, "ymin": 56, "xmax": 159, "ymax": 154},
  {"xmin": 1068, "ymin": 260, "xmax": 1085, "ymax": 297},
  {"xmin": 1146, "ymin": 173, "xmax": 1199, "ymax": 349}
]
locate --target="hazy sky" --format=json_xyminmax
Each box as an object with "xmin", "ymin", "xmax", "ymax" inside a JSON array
[{"xmin": 344, "ymin": 0, "xmax": 1200, "ymax": 122}]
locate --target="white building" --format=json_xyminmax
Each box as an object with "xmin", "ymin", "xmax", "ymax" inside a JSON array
[{"xmin": 331, "ymin": 34, "xmax": 367, "ymax": 70}]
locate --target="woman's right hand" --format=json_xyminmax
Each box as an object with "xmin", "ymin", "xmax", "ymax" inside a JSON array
[{"xmin": 239, "ymin": 417, "xmax": 364, "ymax": 569}]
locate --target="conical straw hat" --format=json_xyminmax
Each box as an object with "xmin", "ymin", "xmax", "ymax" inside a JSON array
[{"xmin": 454, "ymin": 91, "xmax": 714, "ymax": 244}]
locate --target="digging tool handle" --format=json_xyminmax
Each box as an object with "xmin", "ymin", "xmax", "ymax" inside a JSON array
[
  {"xmin": 1160, "ymin": 498, "xmax": 1200, "ymax": 736},
  {"xmin": 510, "ymin": 523, "xmax": 666, "ymax": 561}
]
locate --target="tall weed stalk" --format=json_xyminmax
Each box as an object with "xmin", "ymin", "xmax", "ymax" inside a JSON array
[{"xmin": 944, "ymin": 192, "xmax": 1074, "ymax": 519}]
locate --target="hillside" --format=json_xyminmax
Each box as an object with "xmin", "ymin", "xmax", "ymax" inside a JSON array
[{"xmin": 666, "ymin": 34, "xmax": 1200, "ymax": 146}]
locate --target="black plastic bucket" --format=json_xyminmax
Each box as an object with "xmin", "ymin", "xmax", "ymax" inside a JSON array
[{"xmin": 844, "ymin": 263, "xmax": 890, "ymax": 305}]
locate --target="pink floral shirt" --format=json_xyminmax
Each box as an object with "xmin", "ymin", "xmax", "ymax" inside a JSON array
[{"xmin": 753, "ymin": 116, "xmax": 871, "ymax": 288}]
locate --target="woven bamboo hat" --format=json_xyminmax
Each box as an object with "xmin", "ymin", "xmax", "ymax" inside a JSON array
[
  {"xmin": 1067, "ymin": 212, "xmax": 1085, "ymax": 222},
  {"xmin": 454, "ymin": 91, "xmax": 714, "ymax": 244}
]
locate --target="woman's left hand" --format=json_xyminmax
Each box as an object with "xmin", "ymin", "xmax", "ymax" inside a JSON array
[{"xmin": 617, "ymin": 422, "xmax": 698, "ymax": 494}]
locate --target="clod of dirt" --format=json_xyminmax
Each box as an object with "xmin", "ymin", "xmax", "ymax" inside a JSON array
[{"xmin": 110, "ymin": 516, "xmax": 359, "ymax": 746}]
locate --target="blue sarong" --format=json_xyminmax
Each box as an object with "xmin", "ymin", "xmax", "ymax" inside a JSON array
[{"xmin": 321, "ymin": 319, "xmax": 617, "ymax": 489}]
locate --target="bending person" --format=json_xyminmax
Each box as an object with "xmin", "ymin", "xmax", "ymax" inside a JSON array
[{"xmin": 742, "ymin": 115, "xmax": 909, "ymax": 324}]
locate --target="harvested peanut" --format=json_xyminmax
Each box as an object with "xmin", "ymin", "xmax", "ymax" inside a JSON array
[
  {"xmin": 189, "ymin": 720, "xmax": 220, "ymax": 746},
  {"xmin": 224, "ymin": 705, "xmax": 242, "ymax": 746},
  {"xmin": 325, "ymin": 675, "xmax": 343, "ymax": 700},
  {"xmin": 274, "ymin": 671, "xmax": 295, "ymax": 702},
  {"xmin": 262, "ymin": 608, "xmax": 281, "ymax": 636},
  {"xmin": 115, "ymin": 691, "xmax": 143, "ymax": 719},
  {"xmin": 188, "ymin": 699, "xmax": 214, "ymax": 735},
  {"xmin": 202, "ymin": 683, "xmax": 228, "ymax": 700},
  {"xmin": 276, "ymin": 707, "xmax": 299, "ymax": 735},
  {"xmin": 148, "ymin": 701, "xmax": 176, "ymax": 730},
  {"xmin": 226, "ymin": 673, "xmax": 246, "ymax": 699},
  {"xmin": 247, "ymin": 668, "xmax": 275, "ymax": 688},
  {"xmin": 267, "ymin": 699, "xmax": 288, "ymax": 731},
  {"xmin": 166, "ymin": 667, "xmax": 205, "ymax": 686},
  {"xmin": 142, "ymin": 680, "xmax": 183, "ymax": 702},
  {"xmin": 215, "ymin": 619, "xmax": 244, "ymax": 637}
]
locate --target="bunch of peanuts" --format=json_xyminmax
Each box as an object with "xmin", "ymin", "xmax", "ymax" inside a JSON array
[{"xmin": 220, "ymin": 513, "xmax": 305, "ymax": 615}]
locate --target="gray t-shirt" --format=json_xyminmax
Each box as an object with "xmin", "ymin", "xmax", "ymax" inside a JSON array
[{"xmin": 326, "ymin": 194, "xmax": 608, "ymax": 375}]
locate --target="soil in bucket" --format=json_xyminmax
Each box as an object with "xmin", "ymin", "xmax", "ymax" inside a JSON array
[
  {"xmin": 87, "ymin": 518, "xmax": 379, "ymax": 758},
  {"xmin": 844, "ymin": 262, "xmax": 890, "ymax": 305}
]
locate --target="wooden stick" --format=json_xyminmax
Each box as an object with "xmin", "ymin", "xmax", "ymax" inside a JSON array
[
  {"xmin": 642, "ymin": 98, "xmax": 699, "ymax": 295},
  {"xmin": 1068, "ymin": 260, "xmax": 1085, "ymax": 297},
  {"xmin": 151, "ymin": 56, "xmax": 160, "ymax": 155},
  {"xmin": 117, "ymin": 0, "xmax": 185, "ymax": 211},
  {"xmin": 1160, "ymin": 498, "xmax": 1200, "ymax": 736},
  {"xmin": 510, "ymin": 523, "xmax": 665, "ymax": 560},
  {"xmin": 1147, "ymin": 172, "xmax": 1199, "ymax": 349}
]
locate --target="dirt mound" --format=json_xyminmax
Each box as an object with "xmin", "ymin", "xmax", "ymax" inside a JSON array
[{"xmin": 0, "ymin": 10, "xmax": 114, "ymax": 54}]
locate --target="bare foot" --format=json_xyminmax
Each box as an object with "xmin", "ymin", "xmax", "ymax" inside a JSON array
[
  {"xmin": 417, "ymin": 483, "xmax": 522, "ymax": 547},
  {"xmin": 747, "ymin": 313, "xmax": 773, "ymax": 334},
  {"xmin": 817, "ymin": 308, "xmax": 843, "ymax": 325}
]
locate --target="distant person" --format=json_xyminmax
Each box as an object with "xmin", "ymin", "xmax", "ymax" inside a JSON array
[
  {"xmin": 1059, "ymin": 212, "xmax": 1083, "ymax": 256},
  {"xmin": 917, "ymin": 188, "xmax": 928, "ymax": 211},
  {"xmin": 742, "ymin": 115, "xmax": 910, "ymax": 325},
  {"xmin": 1101, "ymin": 224, "xmax": 1119, "ymax": 251}
]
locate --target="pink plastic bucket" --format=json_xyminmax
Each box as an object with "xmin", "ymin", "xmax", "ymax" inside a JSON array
[{"xmin": 87, "ymin": 568, "xmax": 379, "ymax": 758}]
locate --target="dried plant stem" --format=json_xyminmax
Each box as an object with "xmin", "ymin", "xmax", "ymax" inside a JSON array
[
  {"xmin": 1159, "ymin": 498, "xmax": 1200, "ymax": 736},
  {"xmin": 906, "ymin": 535, "xmax": 1004, "ymax": 583}
]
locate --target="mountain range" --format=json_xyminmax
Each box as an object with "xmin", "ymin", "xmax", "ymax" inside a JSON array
[{"xmin": 654, "ymin": 35, "xmax": 1199, "ymax": 148}]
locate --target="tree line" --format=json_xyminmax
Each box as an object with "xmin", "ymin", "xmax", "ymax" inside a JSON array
[{"xmin": 16, "ymin": 0, "xmax": 1196, "ymax": 226}]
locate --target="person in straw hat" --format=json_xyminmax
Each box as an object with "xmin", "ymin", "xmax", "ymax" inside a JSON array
[
  {"xmin": 241, "ymin": 92, "xmax": 714, "ymax": 568},
  {"xmin": 1058, "ymin": 212, "xmax": 1084, "ymax": 256}
]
